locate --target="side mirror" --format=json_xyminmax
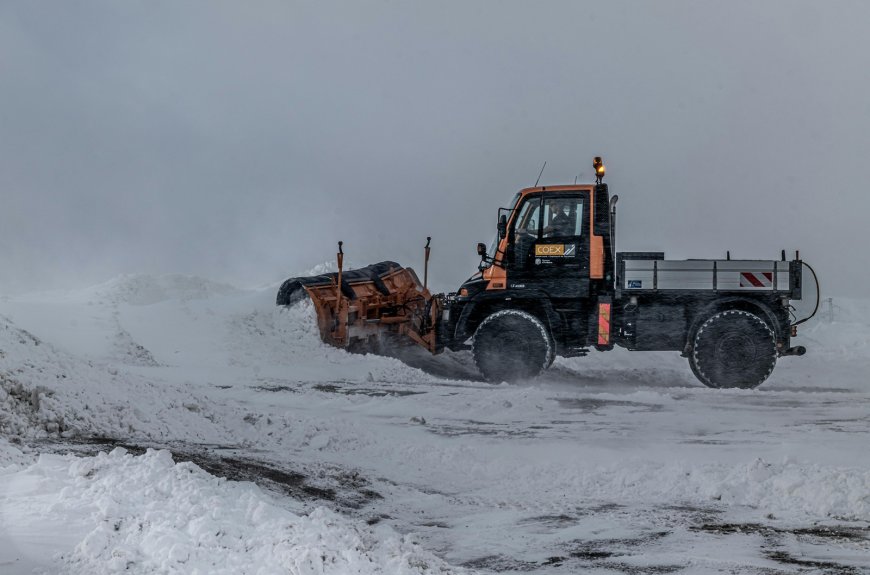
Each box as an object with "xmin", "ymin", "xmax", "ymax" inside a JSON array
[
  {"xmin": 477, "ymin": 242, "xmax": 487, "ymax": 257},
  {"xmin": 497, "ymin": 214, "xmax": 508, "ymax": 239}
]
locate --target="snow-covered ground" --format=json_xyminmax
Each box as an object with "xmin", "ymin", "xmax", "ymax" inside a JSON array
[{"xmin": 1, "ymin": 274, "xmax": 868, "ymax": 574}]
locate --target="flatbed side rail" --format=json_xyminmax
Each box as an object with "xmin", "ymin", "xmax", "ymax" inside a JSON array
[{"xmin": 620, "ymin": 258, "xmax": 796, "ymax": 294}]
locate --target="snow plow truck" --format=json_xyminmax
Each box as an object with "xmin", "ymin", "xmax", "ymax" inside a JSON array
[{"xmin": 277, "ymin": 157, "xmax": 816, "ymax": 388}]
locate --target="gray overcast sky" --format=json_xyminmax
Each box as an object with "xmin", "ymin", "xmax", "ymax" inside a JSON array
[{"xmin": 1, "ymin": 1, "xmax": 868, "ymax": 297}]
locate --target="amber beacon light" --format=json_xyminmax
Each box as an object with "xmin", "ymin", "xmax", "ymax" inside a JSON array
[{"xmin": 593, "ymin": 156, "xmax": 606, "ymax": 183}]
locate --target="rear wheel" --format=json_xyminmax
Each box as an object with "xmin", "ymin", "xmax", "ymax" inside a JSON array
[
  {"xmin": 690, "ymin": 310, "xmax": 776, "ymax": 389},
  {"xmin": 472, "ymin": 310, "xmax": 553, "ymax": 383}
]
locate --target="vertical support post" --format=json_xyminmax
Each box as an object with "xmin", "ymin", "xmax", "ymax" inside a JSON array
[
  {"xmin": 336, "ymin": 241, "xmax": 344, "ymax": 307},
  {"xmin": 423, "ymin": 237, "xmax": 431, "ymax": 291},
  {"xmin": 713, "ymin": 260, "xmax": 718, "ymax": 291},
  {"xmin": 334, "ymin": 241, "xmax": 346, "ymax": 344}
]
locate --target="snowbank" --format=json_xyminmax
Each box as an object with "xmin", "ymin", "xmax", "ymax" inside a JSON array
[
  {"xmin": 115, "ymin": 283, "xmax": 435, "ymax": 383},
  {"xmin": 0, "ymin": 448, "xmax": 461, "ymax": 575},
  {"xmin": 91, "ymin": 274, "xmax": 242, "ymax": 306},
  {"xmin": 0, "ymin": 314, "xmax": 233, "ymax": 443},
  {"xmin": 0, "ymin": 276, "xmax": 430, "ymax": 442},
  {"xmin": 0, "ymin": 437, "xmax": 28, "ymax": 470}
]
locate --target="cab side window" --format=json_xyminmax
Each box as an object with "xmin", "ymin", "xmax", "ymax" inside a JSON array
[{"xmin": 543, "ymin": 198, "xmax": 583, "ymax": 238}]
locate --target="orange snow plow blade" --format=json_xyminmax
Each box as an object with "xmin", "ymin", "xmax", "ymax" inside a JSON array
[{"xmin": 276, "ymin": 247, "xmax": 441, "ymax": 354}]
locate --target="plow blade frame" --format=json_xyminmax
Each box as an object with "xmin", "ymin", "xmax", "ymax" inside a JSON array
[{"xmin": 277, "ymin": 261, "xmax": 442, "ymax": 354}]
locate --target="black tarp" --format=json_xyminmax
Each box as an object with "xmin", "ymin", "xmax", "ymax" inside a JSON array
[{"xmin": 276, "ymin": 261, "xmax": 404, "ymax": 306}]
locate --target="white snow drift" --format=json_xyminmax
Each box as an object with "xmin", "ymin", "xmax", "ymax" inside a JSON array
[{"xmin": 1, "ymin": 448, "xmax": 456, "ymax": 575}]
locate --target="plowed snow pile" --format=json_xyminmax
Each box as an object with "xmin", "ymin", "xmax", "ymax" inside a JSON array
[
  {"xmin": 1, "ymin": 449, "xmax": 457, "ymax": 575},
  {"xmin": 0, "ymin": 314, "xmax": 232, "ymax": 443}
]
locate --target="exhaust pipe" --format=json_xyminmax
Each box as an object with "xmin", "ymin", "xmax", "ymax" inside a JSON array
[
  {"xmin": 610, "ymin": 194, "xmax": 619, "ymax": 286},
  {"xmin": 781, "ymin": 346, "xmax": 806, "ymax": 357}
]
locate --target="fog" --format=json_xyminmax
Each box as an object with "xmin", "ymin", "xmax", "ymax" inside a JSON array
[{"xmin": 1, "ymin": 1, "xmax": 867, "ymax": 298}]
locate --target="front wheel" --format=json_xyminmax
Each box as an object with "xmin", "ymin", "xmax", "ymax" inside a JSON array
[
  {"xmin": 690, "ymin": 310, "xmax": 777, "ymax": 389},
  {"xmin": 472, "ymin": 310, "xmax": 553, "ymax": 383}
]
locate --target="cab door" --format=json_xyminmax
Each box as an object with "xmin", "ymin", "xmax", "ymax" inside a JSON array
[{"xmin": 507, "ymin": 193, "xmax": 590, "ymax": 298}]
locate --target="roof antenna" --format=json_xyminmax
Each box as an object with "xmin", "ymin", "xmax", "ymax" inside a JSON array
[{"xmin": 534, "ymin": 161, "xmax": 547, "ymax": 187}]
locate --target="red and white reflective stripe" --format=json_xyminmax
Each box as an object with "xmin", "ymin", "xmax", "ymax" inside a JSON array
[
  {"xmin": 739, "ymin": 272, "xmax": 773, "ymax": 288},
  {"xmin": 598, "ymin": 303, "xmax": 611, "ymax": 345}
]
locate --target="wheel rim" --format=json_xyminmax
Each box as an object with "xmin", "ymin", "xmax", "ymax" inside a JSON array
[
  {"xmin": 500, "ymin": 330, "xmax": 533, "ymax": 375},
  {"xmin": 714, "ymin": 333, "xmax": 757, "ymax": 364},
  {"xmin": 693, "ymin": 311, "xmax": 776, "ymax": 388},
  {"xmin": 473, "ymin": 310, "xmax": 551, "ymax": 382}
]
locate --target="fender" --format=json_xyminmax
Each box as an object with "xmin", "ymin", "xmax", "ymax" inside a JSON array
[
  {"xmin": 685, "ymin": 296, "xmax": 783, "ymax": 353},
  {"xmin": 454, "ymin": 289, "xmax": 562, "ymax": 344}
]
